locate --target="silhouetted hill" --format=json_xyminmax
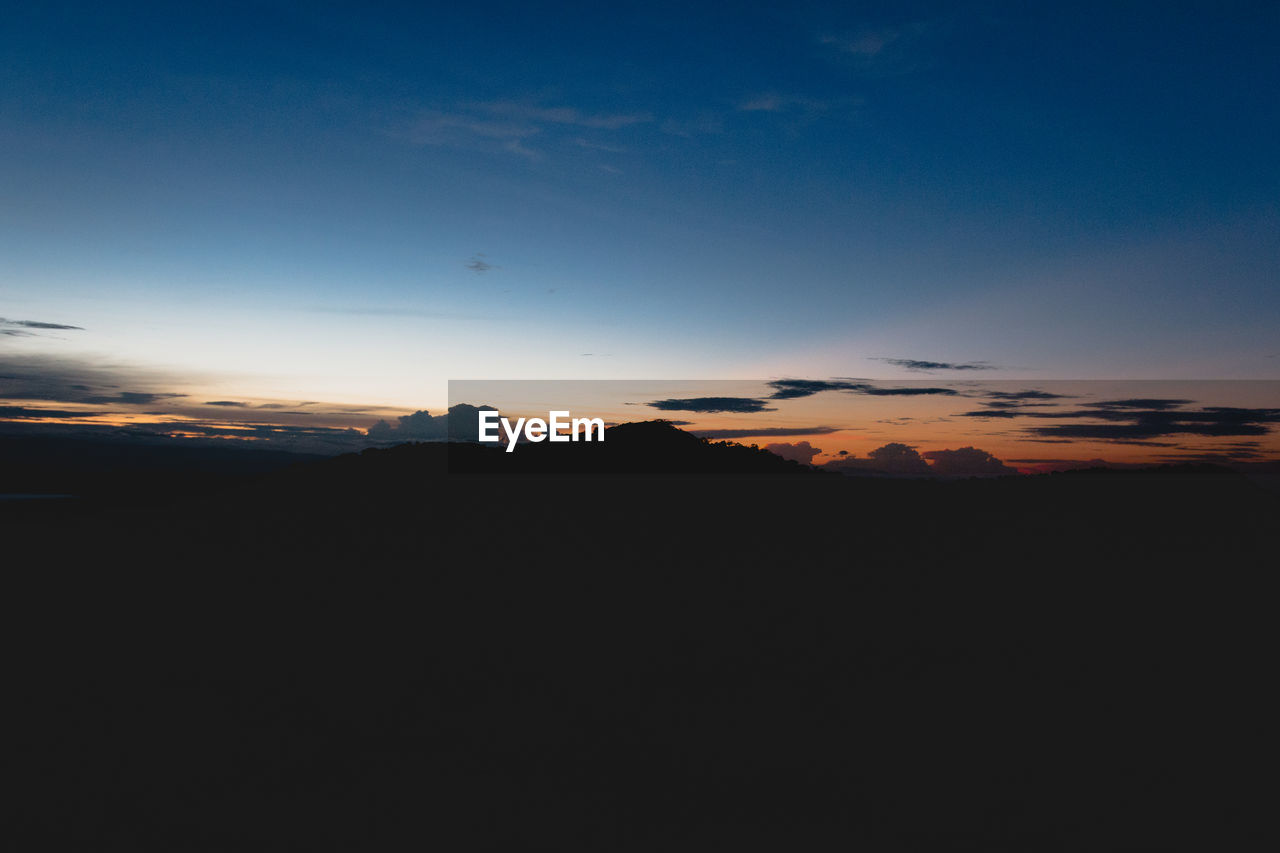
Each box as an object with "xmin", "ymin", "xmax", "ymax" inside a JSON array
[
  {"xmin": 0, "ymin": 433, "xmax": 326, "ymax": 498},
  {"xmin": 460, "ymin": 418, "xmax": 823, "ymax": 475},
  {"xmin": 253, "ymin": 420, "xmax": 822, "ymax": 494}
]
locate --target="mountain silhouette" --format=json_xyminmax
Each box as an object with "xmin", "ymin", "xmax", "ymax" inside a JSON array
[{"xmin": 264, "ymin": 419, "xmax": 826, "ymax": 487}]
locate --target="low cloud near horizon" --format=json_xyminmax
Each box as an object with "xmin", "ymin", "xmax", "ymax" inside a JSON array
[
  {"xmin": 820, "ymin": 442, "xmax": 1017, "ymax": 477},
  {"xmin": 763, "ymin": 440, "xmax": 823, "ymax": 465}
]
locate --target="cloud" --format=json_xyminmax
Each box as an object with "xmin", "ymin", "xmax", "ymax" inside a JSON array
[
  {"xmin": 80, "ymin": 391, "xmax": 185, "ymax": 405},
  {"xmin": 408, "ymin": 110, "xmax": 537, "ymax": 147},
  {"xmin": 817, "ymin": 21, "xmax": 940, "ymax": 74},
  {"xmin": 736, "ymin": 93, "xmax": 836, "ymax": 114},
  {"xmin": 0, "ymin": 405, "xmax": 108, "ymax": 420},
  {"xmin": 1158, "ymin": 451, "xmax": 1269, "ymax": 463},
  {"xmin": 466, "ymin": 254, "xmax": 495, "ymax": 274},
  {"xmin": 647, "ymin": 397, "xmax": 776, "ymax": 413},
  {"xmin": 1091, "ymin": 398, "xmax": 1193, "ymax": 410},
  {"xmin": 982, "ymin": 390, "xmax": 1073, "ymax": 401},
  {"xmin": 739, "ymin": 93, "xmax": 786, "ymax": 112},
  {"xmin": 921, "ymin": 447, "xmax": 1016, "ymax": 477},
  {"xmin": 1005, "ymin": 458, "xmax": 1131, "ymax": 473},
  {"xmin": 367, "ymin": 409, "xmax": 449, "ymax": 441},
  {"xmin": 766, "ymin": 379, "xmax": 959, "ymax": 399},
  {"xmin": 1, "ymin": 317, "xmax": 85, "ymax": 338},
  {"xmin": 691, "ymin": 426, "xmax": 842, "ymax": 439},
  {"xmin": 764, "ymin": 441, "xmax": 822, "ymax": 465},
  {"xmin": 0, "ymin": 317, "xmax": 84, "ymax": 331},
  {"xmin": 0, "ymin": 353, "xmax": 184, "ymax": 407},
  {"xmin": 821, "ymin": 443, "xmax": 1017, "ymax": 477},
  {"xmin": 573, "ymin": 137, "xmax": 628, "ymax": 153},
  {"xmin": 365, "ymin": 403, "xmax": 494, "ymax": 442},
  {"xmin": 874, "ymin": 358, "xmax": 995, "ymax": 372},
  {"xmin": 475, "ymin": 101, "xmax": 651, "ymax": 130},
  {"xmin": 866, "ymin": 442, "xmax": 932, "ymax": 474},
  {"xmin": 819, "ymin": 29, "xmax": 900, "ymax": 58},
  {"xmin": 861, "ymin": 386, "xmax": 960, "ymax": 397},
  {"xmin": 502, "ymin": 138, "xmax": 541, "ymax": 161},
  {"xmin": 824, "ymin": 442, "xmax": 932, "ymax": 476},
  {"xmin": 1028, "ymin": 420, "xmax": 1274, "ymax": 441},
  {"xmin": 205, "ymin": 401, "xmax": 248, "ymax": 407},
  {"xmin": 957, "ymin": 408, "xmax": 1024, "ymax": 419},
  {"xmin": 406, "ymin": 101, "xmax": 650, "ymax": 159},
  {"xmin": 767, "ymin": 379, "xmax": 862, "ymax": 399},
  {"xmin": 979, "ymin": 401, "xmax": 1056, "ymax": 409},
  {"xmin": 953, "ymin": 397, "xmax": 1280, "ymax": 441}
]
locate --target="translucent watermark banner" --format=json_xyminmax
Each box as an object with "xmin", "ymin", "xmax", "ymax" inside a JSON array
[{"xmin": 445, "ymin": 379, "xmax": 1280, "ymax": 480}]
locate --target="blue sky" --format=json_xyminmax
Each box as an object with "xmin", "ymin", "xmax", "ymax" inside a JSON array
[{"xmin": 2, "ymin": 1, "xmax": 1278, "ymax": 418}]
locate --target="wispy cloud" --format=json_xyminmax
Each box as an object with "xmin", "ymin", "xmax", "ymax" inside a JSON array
[
  {"xmin": 819, "ymin": 29, "xmax": 900, "ymax": 58},
  {"xmin": 766, "ymin": 379, "xmax": 959, "ymax": 399},
  {"xmin": 957, "ymin": 396, "xmax": 1280, "ymax": 442},
  {"xmin": 0, "ymin": 405, "xmax": 111, "ymax": 420},
  {"xmin": 474, "ymin": 101, "xmax": 651, "ymax": 130},
  {"xmin": 739, "ymin": 93, "xmax": 788, "ymax": 113},
  {"xmin": 1, "ymin": 317, "xmax": 85, "ymax": 338},
  {"xmin": 81, "ymin": 391, "xmax": 185, "ymax": 405},
  {"xmin": 466, "ymin": 253, "xmax": 495, "ymax": 274},
  {"xmin": 816, "ymin": 20, "xmax": 942, "ymax": 75},
  {"xmin": 408, "ymin": 110, "xmax": 537, "ymax": 144},
  {"xmin": 736, "ymin": 92, "xmax": 844, "ymax": 114},
  {"xmin": 502, "ymin": 138, "xmax": 541, "ymax": 161},
  {"xmin": 1, "ymin": 353, "xmax": 173, "ymax": 405},
  {"xmin": 740, "ymin": 93, "xmax": 830, "ymax": 114},
  {"xmin": 572, "ymin": 137, "xmax": 628, "ymax": 153},
  {"xmin": 1, "ymin": 318, "xmax": 84, "ymax": 331},
  {"xmin": 982, "ymin": 390, "xmax": 1073, "ymax": 401},
  {"xmin": 875, "ymin": 358, "xmax": 996, "ymax": 372},
  {"xmin": 648, "ymin": 397, "xmax": 776, "ymax": 413},
  {"xmin": 692, "ymin": 426, "xmax": 842, "ymax": 439},
  {"xmin": 406, "ymin": 100, "xmax": 652, "ymax": 159}
]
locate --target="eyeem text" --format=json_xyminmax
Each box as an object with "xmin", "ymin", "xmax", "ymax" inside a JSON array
[{"xmin": 478, "ymin": 410, "xmax": 605, "ymax": 452}]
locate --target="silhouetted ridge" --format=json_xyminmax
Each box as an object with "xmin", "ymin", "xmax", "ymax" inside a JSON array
[
  {"xmin": 601, "ymin": 419, "xmax": 707, "ymax": 446},
  {"xmin": 450, "ymin": 418, "xmax": 822, "ymax": 475},
  {"xmin": 254, "ymin": 419, "xmax": 821, "ymax": 488}
]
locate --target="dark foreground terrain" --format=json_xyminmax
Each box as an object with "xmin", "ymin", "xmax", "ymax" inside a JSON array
[{"xmin": 5, "ymin": 429, "xmax": 1277, "ymax": 850}]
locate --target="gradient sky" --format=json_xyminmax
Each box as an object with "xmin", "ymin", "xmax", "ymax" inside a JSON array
[{"xmin": 3, "ymin": 2, "xmax": 1278, "ymax": 443}]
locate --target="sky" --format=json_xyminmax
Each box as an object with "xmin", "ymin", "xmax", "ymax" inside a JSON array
[{"xmin": 2, "ymin": 2, "xmax": 1278, "ymax": 461}]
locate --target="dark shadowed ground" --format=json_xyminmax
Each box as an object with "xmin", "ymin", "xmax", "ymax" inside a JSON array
[{"xmin": 4, "ymin": 426, "xmax": 1276, "ymax": 850}]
